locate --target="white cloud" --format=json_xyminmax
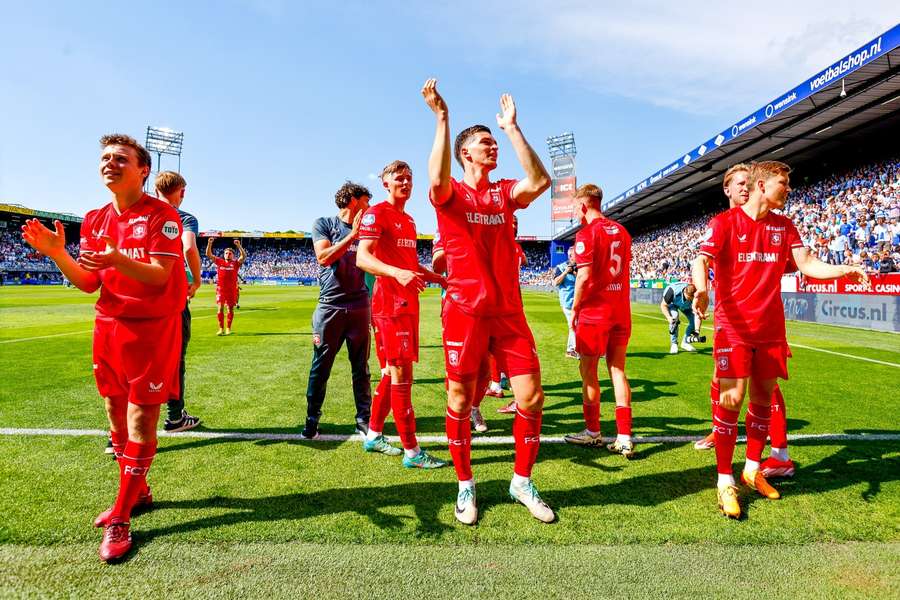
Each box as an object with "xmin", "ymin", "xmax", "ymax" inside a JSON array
[{"xmin": 415, "ymin": 2, "xmax": 900, "ymax": 114}]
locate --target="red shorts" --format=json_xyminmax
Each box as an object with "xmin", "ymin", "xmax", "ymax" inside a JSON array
[
  {"xmin": 574, "ymin": 318, "xmax": 631, "ymax": 357},
  {"xmin": 92, "ymin": 313, "xmax": 181, "ymax": 406},
  {"xmin": 372, "ymin": 314, "xmax": 419, "ymax": 366},
  {"xmin": 441, "ymin": 301, "xmax": 540, "ymax": 382},
  {"xmin": 713, "ymin": 330, "xmax": 790, "ymax": 380},
  {"xmin": 216, "ymin": 287, "xmax": 237, "ymax": 307}
]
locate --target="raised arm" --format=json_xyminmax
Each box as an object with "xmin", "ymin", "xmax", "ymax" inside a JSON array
[
  {"xmin": 496, "ymin": 94, "xmax": 551, "ymax": 208},
  {"xmin": 792, "ymin": 246, "xmax": 869, "ymax": 286},
  {"xmin": 21, "ymin": 219, "xmax": 100, "ymax": 293},
  {"xmin": 205, "ymin": 237, "xmax": 215, "ymax": 261},
  {"xmin": 422, "ymin": 78, "xmax": 452, "ymax": 205},
  {"xmin": 235, "ymin": 239, "xmax": 247, "ymax": 266}
]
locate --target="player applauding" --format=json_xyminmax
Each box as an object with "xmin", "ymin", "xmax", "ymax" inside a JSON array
[
  {"xmin": 422, "ymin": 78, "xmax": 553, "ymax": 525},
  {"xmin": 22, "ymin": 134, "xmax": 187, "ymax": 561}
]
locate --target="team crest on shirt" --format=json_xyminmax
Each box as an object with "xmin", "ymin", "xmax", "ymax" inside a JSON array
[
  {"xmin": 132, "ymin": 223, "xmax": 147, "ymax": 240},
  {"xmin": 575, "ymin": 241, "xmax": 586, "ymax": 254},
  {"xmin": 717, "ymin": 356, "xmax": 730, "ymax": 371},
  {"xmin": 770, "ymin": 232, "xmax": 782, "ymax": 245},
  {"xmin": 448, "ymin": 349, "xmax": 459, "ymax": 367},
  {"xmin": 313, "ymin": 333, "xmax": 322, "ymax": 347},
  {"xmin": 362, "ymin": 213, "xmax": 376, "ymax": 226},
  {"xmin": 490, "ymin": 189, "xmax": 502, "ymax": 207}
]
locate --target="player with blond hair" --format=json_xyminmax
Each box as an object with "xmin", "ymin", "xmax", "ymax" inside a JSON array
[{"xmin": 693, "ymin": 160, "xmax": 868, "ymax": 519}]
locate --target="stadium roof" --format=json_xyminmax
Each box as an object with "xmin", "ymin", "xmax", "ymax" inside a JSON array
[
  {"xmin": 556, "ymin": 23, "xmax": 900, "ymax": 239},
  {"xmin": 0, "ymin": 203, "xmax": 83, "ymax": 224}
]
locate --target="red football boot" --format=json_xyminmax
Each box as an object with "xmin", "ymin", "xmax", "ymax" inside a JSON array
[{"xmin": 99, "ymin": 521, "xmax": 132, "ymax": 562}]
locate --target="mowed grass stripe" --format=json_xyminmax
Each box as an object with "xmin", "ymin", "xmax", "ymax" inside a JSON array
[
  {"xmin": 2, "ymin": 427, "xmax": 899, "ymax": 444},
  {"xmin": 2, "ymin": 542, "xmax": 897, "ymax": 599}
]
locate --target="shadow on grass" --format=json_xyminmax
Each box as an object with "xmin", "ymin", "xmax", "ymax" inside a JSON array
[
  {"xmin": 137, "ymin": 480, "xmax": 463, "ymax": 547},
  {"xmin": 541, "ymin": 439, "xmax": 900, "ymax": 512},
  {"xmin": 541, "ymin": 378, "xmax": 678, "ymax": 403}
]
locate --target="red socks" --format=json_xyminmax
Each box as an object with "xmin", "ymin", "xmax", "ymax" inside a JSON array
[
  {"xmin": 226, "ymin": 311, "xmax": 234, "ymax": 328},
  {"xmin": 583, "ymin": 402, "xmax": 600, "ymax": 433},
  {"xmin": 217, "ymin": 312, "xmax": 224, "ymax": 328},
  {"xmin": 709, "ymin": 379, "xmax": 720, "ymax": 420},
  {"xmin": 745, "ymin": 403, "xmax": 770, "ymax": 463},
  {"xmin": 111, "ymin": 440, "xmax": 156, "ymax": 522},
  {"xmin": 489, "ymin": 355, "xmax": 501, "ymax": 383},
  {"xmin": 446, "ymin": 407, "xmax": 472, "ymax": 481},
  {"xmin": 110, "ymin": 428, "xmax": 127, "ymax": 460},
  {"xmin": 368, "ymin": 375, "xmax": 392, "ymax": 433},
  {"xmin": 769, "ymin": 385, "xmax": 788, "ymax": 449},
  {"xmin": 513, "ymin": 406, "xmax": 542, "ymax": 478},
  {"xmin": 390, "ymin": 383, "xmax": 417, "ymax": 450},
  {"xmin": 713, "ymin": 404, "xmax": 740, "ymax": 475},
  {"xmin": 615, "ymin": 405, "xmax": 632, "ymax": 437}
]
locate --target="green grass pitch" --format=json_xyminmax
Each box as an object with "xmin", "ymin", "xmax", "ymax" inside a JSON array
[{"xmin": 1, "ymin": 285, "xmax": 898, "ymax": 598}]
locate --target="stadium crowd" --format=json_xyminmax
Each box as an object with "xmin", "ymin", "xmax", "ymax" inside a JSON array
[
  {"xmin": 630, "ymin": 158, "xmax": 900, "ymax": 280},
  {"xmin": 1, "ymin": 229, "xmax": 78, "ymax": 282}
]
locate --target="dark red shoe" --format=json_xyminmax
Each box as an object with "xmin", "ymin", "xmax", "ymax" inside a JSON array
[
  {"xmin": 94, "ymin": 489, "xmax": 153, "ymax": 528},
  {"xmin": 99, "ymin": 521, "xmax": 132, "ymax": 562}
]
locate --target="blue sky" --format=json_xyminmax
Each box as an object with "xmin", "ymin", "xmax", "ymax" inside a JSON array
[{"xmin": 1, "ymin": 2, "xmax": 897, "ymax": 236}]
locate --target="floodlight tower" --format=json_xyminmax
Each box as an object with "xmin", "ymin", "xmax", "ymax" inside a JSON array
[
  {"xmin": 546, "ymin": 132, "xmax": 577, "ymax": 240},
  {"xmin": 144, "ymin": 126, "xmax": 184, "ymax": 192}
]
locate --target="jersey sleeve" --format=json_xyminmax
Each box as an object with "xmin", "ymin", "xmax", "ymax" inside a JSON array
[
  {"xmin": 785, "ymin": 219, "xmax": 803, "ymax": 249},
  {"xmin": 430, "ymin": 178, "xmax": 460, "ymax": 208},
  {"xmin": 180, "ymin": 211, "xmax": 199, "ymax": 236},
  {"xmin": 499, "ymin": 178, "xmax": 520, "ymax": 212},
  {"xmin": 358, "ymin": 207, "xmax": 383, "ymax": 240},
  {"xmin": 574, "ymin": 227, "xmax": 594, "ymax": 267},
  {"xmin": 214, "ymin": 257, "xmax": 225, "ymax": 267},
  {"xmin": 148, "ymin": 206, "xmax": 183, "ymax": 261},
  {"xmin": 311, "ymin": 217, "xmax": 330, "ymax": 243},
  {"xmin": 79, "ymin": 211, "xmax": 101, "ymax": 256},
  {"xmin": 431, "ymin": 231, "xmax": 443, "ymax": 256},
  {"xmin": 662, "ymin": 286, "xmax": 674, "ymax": 304},
  {"xmin": 698, "ymin": 216, "xmax": 724, "ymax": 259}
]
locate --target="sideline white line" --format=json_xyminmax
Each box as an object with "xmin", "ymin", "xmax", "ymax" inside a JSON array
[
  {"xmin": 632, "ymin": 312, "xmax": 899, "ymax": 368},
  {"xmin": 0, "ymin": 309, "xmax": 266, "ymax": 345},
  {"xmin": 1, "ymin": 428, "xmax": 897, "ymax": 445},
  {"xmin": 788, "ymin": 343, "xmax": 899, "ymax": 368}
]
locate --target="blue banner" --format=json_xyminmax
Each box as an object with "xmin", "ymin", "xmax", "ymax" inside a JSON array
[{"xmin": 605, "ymin": 24, "xmax": 900, "ymax": 210}]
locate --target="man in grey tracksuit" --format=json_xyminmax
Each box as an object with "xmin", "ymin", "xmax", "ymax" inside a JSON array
[{"xmin": 302, "ymin": 181, "xmax": 373, "ymax": 439}]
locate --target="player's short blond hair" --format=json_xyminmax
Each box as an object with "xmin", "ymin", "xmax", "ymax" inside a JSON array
[
  {"xmin": 723, "ymin": 163, "xmax": 750, "ymax": 189},
  {"xmin": 155, "ymin": 171, "xmax": 187, "ymax": 196},
  {"xmin": 747, "ymin": 161, "xmax": 792, "ymax": 189},
  {"xmin": 575, "ymin": 183, "xmax": 603, "ymax": 206},
  {"xmin": 381, "ymin": 160, "xmax": 411, "ymax": 179}
]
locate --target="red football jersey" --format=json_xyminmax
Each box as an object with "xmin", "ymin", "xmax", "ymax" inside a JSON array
[
  {"xmin": 430, "ymin": 178, "xmax": 521, "ymax": 317},
  {"xmin": 214, "ymin": 257, "xmax": 239, "ymax": 290},
  {"xmin": 79, "ymin": 195, "xmax": 186, "ymax": 319},
  {"xmin": 359, "ymin": 201, "xmax": 420, "ymax": 317},
  {"xmin": 699, "ymin": 207, "xmax": 803, "ymax": 344},
  {"xmin": 574, "ymin": 217, "xmax": 632, "ymax": 323}
]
